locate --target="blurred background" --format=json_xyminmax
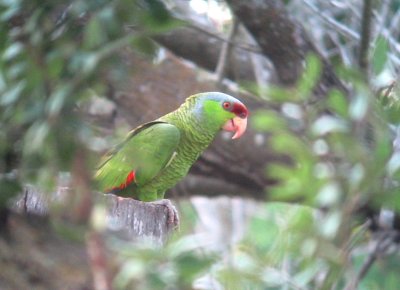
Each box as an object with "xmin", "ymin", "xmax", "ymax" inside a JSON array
[{"xmin": 1, "ymin": 0, "xmax": 400, "ymax": 289}]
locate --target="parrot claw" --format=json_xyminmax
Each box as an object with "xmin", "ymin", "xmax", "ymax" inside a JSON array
[{"xmin": 151, "ymin": 199, "xmax": 180, "ymax": 230}]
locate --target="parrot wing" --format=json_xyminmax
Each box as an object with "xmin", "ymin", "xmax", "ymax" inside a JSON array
[{"xmin": 95, "ymin": 121, "xmax": 180, "ymax": 191}]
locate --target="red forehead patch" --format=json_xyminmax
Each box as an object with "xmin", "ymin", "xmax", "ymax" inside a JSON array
[{"xmin": 232, "ymin": 102, "xmax": 249, "ymax": 119}]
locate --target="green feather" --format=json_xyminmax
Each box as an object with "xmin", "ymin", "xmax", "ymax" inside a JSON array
[{"xmin": 95, "ymin": 121, "xmax": 180, "ymax": 200}]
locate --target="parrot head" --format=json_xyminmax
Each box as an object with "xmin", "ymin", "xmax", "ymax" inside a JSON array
[{"xmin": 188, "ymin": 92, "xmax": 249, "ymax": 139}]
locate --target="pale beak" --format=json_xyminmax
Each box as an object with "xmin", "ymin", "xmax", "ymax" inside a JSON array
[{"xmin": 222, "ymin": 116, "xmax": 248, "ymax": 139}]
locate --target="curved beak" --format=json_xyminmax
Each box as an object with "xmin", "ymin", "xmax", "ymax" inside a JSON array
[{"xmin": 222, "ymin": 116, "xmax": 248, "ymax": 139}]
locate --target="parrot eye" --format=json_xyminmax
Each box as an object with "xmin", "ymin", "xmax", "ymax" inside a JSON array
[{"xmin": 222, "ymin": 102, "xmax": 232, "ymax": 110}]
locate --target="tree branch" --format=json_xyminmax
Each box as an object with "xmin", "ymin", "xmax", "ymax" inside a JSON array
[
  {"xmin": 153, "ymin": 25, "xmax": 258, "ymax": 83},
  {"xmin": 225, "ymin": 0, "xmax": 348, "ymax": 97},
  {"xmin": 302, "ymin": 0, "xmax": 360, "ymax": 41},
  {"xmin": 14, "ymin": 186, "xmax": 174, "ymax": 244},
  {"xmin": 215, "ymin": 17, "xmax": 239, "ymax": 87},
  {"xmin": 358, "ymin": 0, "xmax": 373, "ymax": 76},
  {"xmin": 344, "ymin": 232, "xmax": 395, "ymax": 290}
]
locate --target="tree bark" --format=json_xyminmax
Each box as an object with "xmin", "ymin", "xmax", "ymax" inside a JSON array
[
  {"xmin": 153, "ymin": 25, "xmax": 259, "ymax": 84},
  {"xmin": 227, "ymin": 0, "xmax": 349, "ymax": 97},
  {"xmin": 14, "ymin": 186, "xmax": 173, "ymax": 244},
  {"xmin": 153, "ymin": 1, "xmax": 348, "ymax": 97}
]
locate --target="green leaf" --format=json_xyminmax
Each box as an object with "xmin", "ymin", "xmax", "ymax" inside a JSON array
[
  {"xmin": 0, "ymin": 80, "xmax": 25, "ymax": 106},
  {"xmin": 270, "ymin": 132, "xmax": 311, "ymax": 159},
  {"xmin": 46, "ymin": 85, "xmax": 71, "ymax": 116},
  {"xmin": 47, "ymin": 52, "xmax": 64, "ymax": 78},
  {"xmin": 0, "ymin": 1, "xmax": 21, "ymax": 21},
  {"xmin": 267, "ymin": 86, "xmax": 299, "ymax": 102},
  {"xmin": 297, "ymin": 54, "xmax": 322, "ymax": 98},
  {"xmin": 0, "ymin": 177, "xmax": 21, "ymax": 207},
  {"xmin": 24, "ymin": 121, "xmax": 50, "ymax": 153},
  {"xmin": 386, "ymin": 152, "xmax": 400, "ymax": 177},
  {"xmin": 84, "ymin": 16, "xmax": 104, "ymax": 49},
  {"xmin": 317, "ymin": 211, "xmax": 341, "ymax": 239},
  {"xmin": 384, "ymin": 106, "xmax": 400, "ymax": 124},
  {"xmin": 2, "ymin": 42, "xmax": 24, "ymax": 61},
  {"xmin": 312, "ymin": 115, "xmax": 347, "ymax": 135},
  {"xmin": 247, "ymin": 207, "xmax": 280, "ymax": 251},
  {"xmin": 251, "ymin": 110, "xmax": 286, "ymax": 132},
  {"xmin": 327, "ymin": 89, "xmax": 348, "ymax": 118},
  {"xmin": 138, "ymin": 0, "xmax": 183, "ymax": 33},
  {"xmin": 349, "ymin": 89, "xmax": 369, "ymax": 121},
  {"xmin": 131, "ymin": 36, "xmax": 158, "ymax": 56},
  {"xmin": 316, "ymin": 182, "xmax": 341, "ymax": 207},
  {"xmin": 372, "ymin": 36, "xmax": 389, "ymax": 75}
]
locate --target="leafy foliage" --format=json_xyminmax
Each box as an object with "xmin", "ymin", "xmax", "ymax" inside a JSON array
[
  {"xmin": 1, "ymin": 1, "xmax": 400, "ymax": 290},
  {"xmin": 110, "ymin": 55, "xmax": 400, "ymax": 290},
  {"xmin": 0, "ymin": 0, "xmax": 175, "ymax": 196},
  {"xmin": 114, "ymin": 235, "xmax": 215, "ymax": 290},
  {"xmin": 245, "ymin": 56, "xmax": 398, "ymax": 289}
]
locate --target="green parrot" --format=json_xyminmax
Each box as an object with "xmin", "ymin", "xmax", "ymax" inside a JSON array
[{"xmin": 95, "ymin": 92, "xmax": 248, "ymax": 226}]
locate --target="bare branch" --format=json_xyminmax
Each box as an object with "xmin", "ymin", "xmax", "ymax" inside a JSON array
[
  {"xmin": 215, "ymin": 18, "xmax": 239, "ymax": 87},
  {"xmin": 186, "ymin": 23, "xmax": 262, "ymax": 54},
  {"xmin": 302, "ymin": 0, "xmax": 360, "ymax": 41},
  {"xmin": 373, "ymin": 10, "xmax": 400, "ymax": 56},
  {"xmin": 152, "ymin": 25, "xmax": 258, "ymax": 83},
  {"xmin": 226, "ymin": 0, "xmax": 348, "ymax": 96},
  {"xmin": 358, "ymin": 0, "xmax": 373, "ymax": 75},
  {"xmin": 327, "ymin": 31, "xmax": 354, "ymax": 66},
  {"xmin": 388, "ymin": 9, "xmax": 400, "ymax": 36},
  {"xmin": 344, "ymin": 232, "xmax": 395, "ymax": 290},
  {"xmin": 375, "ymin": 0, "xmax": 391, "ymax": 37}
]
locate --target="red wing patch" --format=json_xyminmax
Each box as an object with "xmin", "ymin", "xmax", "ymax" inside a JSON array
[
  {"xmin": 124, "ymin": 170, "xmax": 136, "ymax": 187},
  {"xmin": 109, "ymin": 170, "xmax": 136, "ymax": 192}
]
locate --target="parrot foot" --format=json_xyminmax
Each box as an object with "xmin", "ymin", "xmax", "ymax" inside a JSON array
[{"xmin": 151, "ymin": 199, "xmax": 180, "ymax": 230}]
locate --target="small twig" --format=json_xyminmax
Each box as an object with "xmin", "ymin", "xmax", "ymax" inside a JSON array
[
  {"xmin": 302, "ymin": 0, "xmax": 360, "ymax": 41},
  {"xmin": 383, "ymin": 80, "xmax": 396, "ymax": 99},
  {"xmin": 215, "ymin": 18, "xmax": 239, "ymax": 87},
  {"xmin": 23, "ymin": 187, "xmax": 28, "ymax": 213},
  {"xmin": 327, "ymin": 31, "xmax": 354, "ymax": 66},
  {"xmin": 373, "ymin": 11, "xmax": 400, "ymax": 55},
  {"xmin": 345, "ymin": 219, "xmax": 371, "ymax": 251},
  {"xmin": 375, "ymin": 80, "xmax": 396, "ymax": 101},
  {"xmin": 358, "ymin": 0, "xmax": 373, "ymax": 76},
  {"xmin": 302, "ymin": 0, "xmax": 400, "ymax": 68},
  {"xmin": 186, "ymin": 23, "xmax": 262, "ymax": 54},
  {"xmin": 344, "ymin": 232, "xmax": 394, "ymax": 290},
  {"xmin": 370, "ymin": 7, "xmax": 400, "ymax": 69},
  {"xmin": 375, "ymin": 0, "xmax": 391, "ymax": 38},
  {"xmin": 126, "ymin": 22, "xmax": 263, "ymax": 55},
  {"xmin": 388, "ymin": 9, "xmax": 400, "ymax": 36},
  {"xmin": 355, "ymin": 234, "xmax": 393, "ymax": 282}
]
